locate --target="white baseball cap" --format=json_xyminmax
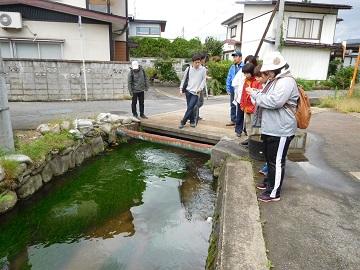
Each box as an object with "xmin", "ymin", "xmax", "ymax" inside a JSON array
[
  {"xmin": 131, "ymin": 60, "xmax": 139, "ymax": 70},
  {"xmin": 260, "ymin": 51, "xmax": 287, "ymax": 72}
]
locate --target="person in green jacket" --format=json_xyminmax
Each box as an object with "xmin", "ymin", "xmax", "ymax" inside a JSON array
[{"xmin": 128, "ymin": 61, "xmax": 149, "ymax": 119}]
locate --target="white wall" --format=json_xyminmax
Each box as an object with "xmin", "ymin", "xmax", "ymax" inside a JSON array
[
  {"xmin": 241, "ymin": 5, "xmax": 275, "ymax": 57},
  {"xmin": 51, "ymin": 0, "xmax": 86, "ymax": 8},
  {"xmin": 0, "ymin": 21, "xmax": 110, "ymax": 61},
  {"xmin": 282, "ymin": 47, "xmax": 330, "ymax": 80}
]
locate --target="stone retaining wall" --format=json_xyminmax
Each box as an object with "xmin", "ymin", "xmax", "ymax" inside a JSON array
[{"xmin": 3, "ymin": 59, "xmax": 131, "ymax": 101}]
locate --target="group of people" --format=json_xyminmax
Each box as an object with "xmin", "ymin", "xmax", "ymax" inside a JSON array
[
  {"xmin": 128, "ymin": 50, "xmax": 299, "ymax": 202},
  {"xmin": 226, "ymin": 50, "xmax": 299, "ymax": 202}
]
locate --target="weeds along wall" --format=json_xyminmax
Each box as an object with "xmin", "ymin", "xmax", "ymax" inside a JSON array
[{"xmin": 3, "ymin": 59, "xmax": 131, "ymax": 101}]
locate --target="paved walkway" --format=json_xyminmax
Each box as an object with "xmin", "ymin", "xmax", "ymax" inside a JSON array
[{"xmin": 259, "ymin": 110, "xmax": 360, "ymax": 270}]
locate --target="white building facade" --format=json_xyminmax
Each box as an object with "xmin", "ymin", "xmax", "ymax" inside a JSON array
[
  {"xmin": 0, "ymin": 0, "xmax": 128, "ymax": 61},
  {"xmin": 128, "ymin": 19, "xmax": 166, "ymax": 38},
  {"xmin": 234, "ymin": 1, "xmax": 351, "ymax": 80},
  {"xmin": 221, "ymin": 13, "xmax": 243, "ymax": 60}
]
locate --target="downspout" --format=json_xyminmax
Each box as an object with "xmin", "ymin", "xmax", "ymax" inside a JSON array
[{"xmin": 240, "ymin": 15, "xmax": 244, "ymax": 51}]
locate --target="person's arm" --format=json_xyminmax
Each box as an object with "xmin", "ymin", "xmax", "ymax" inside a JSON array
[
  {"xmin": 143, "ymin": 69, "xmax": 149, "ymax": 91},
  {"xmin": 128, "ymin": 72, "xmax": 133, "ymax": 96},
  {"xmin": 225, "ymin": 66, "xmax": 233, "ymax": 94},
  {"xmin": 198, "ymin": 68, "xmax": 207, "ymax": 91},
  {"xmin": 249, "ymin": 78, "xmax": 295, "ymax": 109}
]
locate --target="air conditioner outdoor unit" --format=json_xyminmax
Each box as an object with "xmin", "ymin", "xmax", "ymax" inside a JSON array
[{"xmin": 0, "ymin": 11, "xmax": 22, "ymax": 29}]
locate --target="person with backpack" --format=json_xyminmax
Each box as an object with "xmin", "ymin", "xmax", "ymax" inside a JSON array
[
  {"xmin": 245, "ymin": 51, "xmax": 299, "ymax": 202},
  {"xmin": 128, "ymin": 60, "xmax": 149, "ymax": 119},
  {"xmin": 178, "ymin": 53, "xmax": 207, "ymax": 129}
]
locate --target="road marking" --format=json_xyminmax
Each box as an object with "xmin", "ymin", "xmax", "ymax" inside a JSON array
[{"xmin": 349, "ymin": 172, "xmax": 360, "ymax": 181}]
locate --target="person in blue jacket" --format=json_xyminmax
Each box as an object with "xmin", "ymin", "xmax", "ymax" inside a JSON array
[{"xmin": 226, "ymin": 50, "xmax": 244, "ymax": 126}]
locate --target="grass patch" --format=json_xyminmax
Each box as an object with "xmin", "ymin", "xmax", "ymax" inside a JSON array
[
  {"xmin": 16, "ymin": 131, "xmax": 75, "ymax": 162},
  {"xmin": 319, "ymin": 91, "xmax": 360, "ymax": 113},
  {"xmin": 0, "ymin": 159, "xmax": 20, "ymax": 179}
]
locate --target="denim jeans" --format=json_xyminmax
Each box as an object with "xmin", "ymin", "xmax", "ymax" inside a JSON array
[
  {"xmin": 230, "ymin": 91, "xmax": 236, "ymax": 122},
  {"xmin": 235, "ymin": 104, "xmax": 245, "ymax": 134},
  {"xmin": 181, "ymin": 91, "xmax": 199, "ymax": 125}
]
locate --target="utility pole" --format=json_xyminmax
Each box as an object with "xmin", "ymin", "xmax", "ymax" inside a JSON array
[
  {"xmin": 275, "ymin": 0, "xmax": 285, "ymax": 50},
  {"xmin": 0, "ymin": 50, "xmax": 14, "ymax": 151}
]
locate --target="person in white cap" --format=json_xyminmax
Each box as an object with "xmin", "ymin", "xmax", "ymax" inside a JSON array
[
  {"xmin": 128, "ymin": 60, "xmax": 149, "ymax": 119},
  {"xmin": 245, "ymin": 51, "xmax": 299, "ymax": 202}
]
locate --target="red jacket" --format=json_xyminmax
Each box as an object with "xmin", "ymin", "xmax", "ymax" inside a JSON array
[{"xmin": 240, "ymin": 77, "xmax": 262, "ymax": 113}]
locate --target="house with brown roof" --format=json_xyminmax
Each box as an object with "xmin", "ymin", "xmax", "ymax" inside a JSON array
[
  {"xmin": 0, "ymin": 0, "xmax": 129, "ymax": 61},
  {"xmin": 227, "ymin": 1, "xmax": 352, "ymax": 80}
]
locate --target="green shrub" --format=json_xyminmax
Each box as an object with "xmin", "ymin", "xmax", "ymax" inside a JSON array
[
  {"xmin": 208, "ymin": 79, "xmax": 223, "ymax": 96},
  {"xmin": 145, "ymin": 67, "xmax": 157, "ymax": 81},
  {"xmin": 328, "ymin": 59, "xmax": 342, "ymax": 77},
  {"xmin": 154, "ymin": 59, "xmax": 180, "ymax": 83},
  {"xmin": 296, "ymin": 78, "xmax": 314, "ymax": 91},
  {"xmin": 207, "ymin": 60, "xmax": 232, "ymax": 94},
  {"xmin": 329, "ymin": 66, "xmax": 355, "ymax": 90}
]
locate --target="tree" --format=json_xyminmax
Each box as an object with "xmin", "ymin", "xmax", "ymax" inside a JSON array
[{"xmin": 203, "ymin": 37, "xmax": 223, "ymax": 57}]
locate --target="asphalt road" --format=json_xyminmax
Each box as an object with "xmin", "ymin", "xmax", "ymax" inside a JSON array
[{"xmin": 8, "ymin": 87, "xmax": 228, "ymax": 130}]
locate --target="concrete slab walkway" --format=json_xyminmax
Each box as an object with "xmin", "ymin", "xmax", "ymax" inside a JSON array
[{"xmin": 258, "ymin": 110, "xmax": 360, "ymax": 270}]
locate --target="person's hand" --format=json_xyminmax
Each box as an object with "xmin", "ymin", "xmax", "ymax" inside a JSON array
[
  {"xmin": 179, "ymin": 89, "xmax": 183, "ymax": 96},
  {"xmin": 245, "ymin": 86, "xmax": 253, "ymax": 95}
]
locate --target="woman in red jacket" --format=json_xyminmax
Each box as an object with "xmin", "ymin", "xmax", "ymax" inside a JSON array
[{"xmin": 240, "ymin": 63, "xmax": 262, "ymax": 145}]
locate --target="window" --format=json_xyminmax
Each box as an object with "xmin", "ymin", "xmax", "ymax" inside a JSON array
[
  {"xmin": 0, "ymin": 42, "xmax": 12, "ymax": 58},
  {"xmin": 136, "ymin": 26, "xmax": 161, "ymax": 36},
  {"xmin": 287, "ymin": 18, "xmax": 322, "ymax": 39},
  {"xmin": 2, "ymin": 41, "xmax": 63, "ymax": 59},
  {"xmin": 150, "ymin": 27, "xmax": 160, "ymax": 35},
  {"xmin": 230, "ymin": 26, "xmax": 237, "ymax": 38},
  {"xmin": 39, "ymin": 43, "xmax": 62, "ymax": 59},
  {"xmin": 88, "ymin": 0, "xmax": 109, "ymax": 13}
]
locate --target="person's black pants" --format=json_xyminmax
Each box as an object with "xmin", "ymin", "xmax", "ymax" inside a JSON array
[
  {"xmin": 235, "ymin": 104, "xmax": 245, "ymax": 134},
  {"xmin": 261, "ymin": 134, "xmax": 294, "ymax": 198},
  {"xmin": 131, "ymin": 92, "xmax": 144, "ymax": 116}
]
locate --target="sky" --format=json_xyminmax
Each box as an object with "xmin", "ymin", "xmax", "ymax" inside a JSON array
[{"xmin": 128, "ymin": 0, "xmax": 358, "ymax": 42}]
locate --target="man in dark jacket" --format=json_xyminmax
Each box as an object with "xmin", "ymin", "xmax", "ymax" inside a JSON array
[{"xmin": 128, "ymin": 60, "xmax": 149, "ymax": 119}]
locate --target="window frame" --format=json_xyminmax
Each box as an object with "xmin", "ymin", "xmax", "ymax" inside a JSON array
[
  {"xmin": 1, "ymin": 39, "xmax": 64, "ymax": 59},
  {"xmin": 230, "ymin": 26, "xmax": 237, "ymax": 38},
  {"xmin": 136, "ymin": 26, "xmax": 161, "ymax": 36},
  {"xmin": 286, "ymin": 17, "xmax": 322, "ymax": 40}
]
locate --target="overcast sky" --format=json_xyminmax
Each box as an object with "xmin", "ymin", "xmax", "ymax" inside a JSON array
[{"xmin": 128, "ymin": 0, "xmax": 358, "ymax": 42}]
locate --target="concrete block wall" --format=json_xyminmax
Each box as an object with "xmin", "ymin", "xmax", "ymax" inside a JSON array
[{"xmin": 3, "ymin": 59, "xmax": 131, "ymax": 101}]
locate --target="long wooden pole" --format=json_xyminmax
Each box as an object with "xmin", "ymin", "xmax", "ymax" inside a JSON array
[
  {"xmin": 348, "ymin": 46, "xmax": 360, "ymax": 97},
  {"xmin": 255, "ymin": 0, "xmax": 280, "ymax": 57}
]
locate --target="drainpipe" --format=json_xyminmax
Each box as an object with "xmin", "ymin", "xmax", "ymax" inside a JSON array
[
  {"xmin": 0, "ymin": 51, "xmax": 14, "ymax": 151},
  {"xmin": 275, "ymin": 0, "xmax": 285, "ymax": 51}
]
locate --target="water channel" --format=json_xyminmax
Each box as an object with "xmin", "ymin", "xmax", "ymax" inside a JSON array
[{"xmin": 0, "ymin": 141, "xmax": 216, "ymax": 270}]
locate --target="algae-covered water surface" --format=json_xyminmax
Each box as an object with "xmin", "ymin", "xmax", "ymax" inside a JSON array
[{"xmin": 0, "ymin": 141, "xmax": 216, "ymax": 270}]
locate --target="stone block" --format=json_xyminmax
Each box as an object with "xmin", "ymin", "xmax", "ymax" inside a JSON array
[
  {"xmin": 74, "ymin": 146, "xmax": 85, "ymax": 166},
  {"xmin": 211, "ymin": 137, "xmax": 248, "ymax": 169},
  {"xmin": 0, "ymin": 191, "xmax": 17, "ymax": 214},
  {"xmin": 41, "ymin": 163, "xmax": 53, "ymax": 183},
  {"xmin": 17, "ymin": 174, "xmax": 43, "ymax": 199},
  {"xmin": 91, "ymin": 137, "xmax": 104, "ymax": 155}
]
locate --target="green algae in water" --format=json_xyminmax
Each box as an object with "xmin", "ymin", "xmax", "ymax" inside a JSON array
[{"xmin": 0, "ymin": 141, "xmax": 215, "ymax": 269}]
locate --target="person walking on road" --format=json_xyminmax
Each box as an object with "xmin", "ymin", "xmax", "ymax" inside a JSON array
[
  {"xmin": 179, "ymin": 54, "xmax": 206, "ymax": 129},
  {"xmin": 128, "ymin": 60, "xmax": 149, "ymax": 119},
  {"xmin": 246, "ymin": 51, "xmax": 299, "ymax": 202},
  {"xmin": 226, "ymin": 50, "xmax": 244, "ymax": 126}
]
